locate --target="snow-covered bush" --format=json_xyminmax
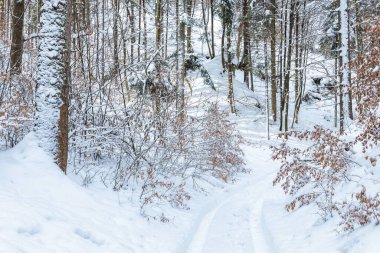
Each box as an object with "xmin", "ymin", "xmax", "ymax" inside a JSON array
[
  {"xmin": 70, "ymin": 89, "xmax": 247, "ymax": 215},
  {"xmin": 339, "ymin": 187, "xmax": 380, "ymax": 232},
  {"xmin": 272, "ymin": 126, "xmax": 351, "ymax": 218},
  {"xmin": 199, "ymin": 103, "xmax": 246, "ymax": 183},
  {"xmin": 0, "ymin": 75, "xmax": 34, "ymax": 150},
  {"xmin": 352, "ymin": 18, "xmax": 380, "ymax": 165}
]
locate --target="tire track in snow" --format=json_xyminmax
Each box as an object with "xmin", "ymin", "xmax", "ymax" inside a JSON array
[
  {"xmin": 180, "ymin": 194, "xmax": 254, "ymax": 253},
  {"xmin": 178, "ymin": 177, "xmax": 275, "ymax": 253},
  {"xmin": 183, "ymin": 199, "xmax": 228, "ymax": 253},
  {"xmin": 176, "ymin": 179, "xmax": 254, "ymax": 253},
  {"xmin": 249, "ymin": 198, "xmax": 278, "ymax": 253}
]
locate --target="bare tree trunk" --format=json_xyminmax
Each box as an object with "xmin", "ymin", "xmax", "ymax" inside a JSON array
[
  {"xmin": 138, "ymin": 0, "xmax": 142, "ymax": 62},
  {"xmin": 270, "ymin": 0, "xmax": 277, "ymax": 122},
  {"xmin": 236, "ymin": 26, "xmax": 242, "ymax": 61},
  {"xmin": 180, "ymin": 1, "xmax": 186, "ymax": 86},
  {"xmin": 201, "ymin": 0, "xmax": 212, "ymax": 58},
  {"xmin": 113, "ymin": 0, "xmax": 120, "ymax": 74},
  {"xmin": 334, "ymin": 36, "xmax": 338, "ymax": 128},
  {"xmin": 0, "ymin": 0, "xmax": 5, "ymax": 38},
  {"xmin": 72, "ymin": 1, "xmax": 78, "ymax": 77},
  {"xmin": 353, "ymin": 0, "xmax": 362, "ymax": 107},
  {"xmin": 122, "ymin": 19, "xmax": 131, "ymax": 102},
  {"xmin": 59, "ymin": 0, "xmax": 72, "ymax": 173},
  {"xmin": 129, "ymin": 2, "xmax": 135, "ymax": 64},
  {"xmin": 6, "ymin": 0, "xmax": 11, "ymax": 40},
  {"xmin": 210, "ymin": 0, "xmax": 215, "ymax": 58},
  {"xmin": 241, "ymin": 0, "xmax": 250, "ymax": 88},
  {"xmin": 338, "ymin": 0, "xmax": 344, "ymax": 133},
  {"xmin": 294, "ymin": 2, "xmax": 300, "ymax": 102},
  {"xmin": 224, "ymin": 2, "xmax": 235, "ymax": 113},
  {"xmin": 176, "ymin": 0, "xmax": 179, "ymax": 89},
  {"xmin": 143, "ymin": 0, "xmax": 147, "ymax": 61},
  {"xmin": 164, "ymin": 0, "xmax": 169, "ymax": 58},
  {"xmin": 221, "ymin": 19, "xmax": 226, "ymax": 69},
  {"xmin": 227, "ymin": 28, "xmax": 235, "ymax": 114},
  {"xmin": 248, "ymin": 40, "xmax": 254, "ymax": 91},
  {"xmin": 9, "ymin": 0, "xmax": 25, "ymax": 75},
  {"xmin": 84, "ymin": 0, "xmax": 90, "ymax": 29},
  {"xmin": 264, "ymin": 37, "xmax": 270, "ymax": 140},
  {"xmin": 278, "ymin": 0, "xmax": 287, "ymax": 131},
  {"xmin": 347, "ymin": 1, "xmax": 353, "ymax": 120},
  {"xmin": 95, "ymin": 0, "xmax": 100, "ymax": 79},
  {"xmin": 155, "ymin": 0, "xmax": 162, "ymax": 112},
  {"xmin": 179, "ymin": 0, "xmax": 186, "ymax": 126},
  {"xmin": 186, "ymin": 0, "xmax": 192, "ymax": 53},
  {"xmin": 155, "ymin": 0, "xmax": 162, "ymax": 53},
  {"xmin": 291, "ymin": 1, "xmax": 300, "ymax": 128}
]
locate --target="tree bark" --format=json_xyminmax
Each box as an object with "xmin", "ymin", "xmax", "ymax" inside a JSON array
[
  {"xmin": 129, "ymin": 2, "xmax": 135, "ymax": 64},
  {"xmin": 347, "ymin": 1, "xmax": 353, "ymax": 120},
  {"xmin": 221, "ymin": 18, "xmax": 226, "ymax": 69},
  {"xmin": 270, "ymin": 0, "xmax": 277, "ymax": 121},
  {"xmin": 241, "ymin": 0, "xmax": 250, "ymax": 88},
  {"xmin": 113, "ymin": 0, "xmax": 120, "ymax": 75},
  {"xmin": 138, "ymin": 0, "xmax": 142, "ymax": 62},
  {"xmin": 210, "ymin": 0, "xmax": 215, "ymax": 58},
  {"xmin": 10, "ymin": 0, "xmax": 25, "ymax": 75},
  {"xmin": 143, "ymin": 0, "xmax": 147, "ymax": 61},
  {"xmin": 201, "ymin": 0, "xmax": 212, "ymax": 58},
  {"xmin": 279, "ymin": 0, "xmax": 285, "ymax": 131},
  {"xmin": 186, "ymin": 0, "xmax": 192, "ymax": 53},
  {"xmin": 227, "ymin": 27, "xmax": 235, "ymax": 113},
  {"xmin": 154, "ymin": 0, "xmax": 162, "ymax": 112},
  {"xmin": 0, "ymin": 0, "xmax": 5, "ymax": 38}
]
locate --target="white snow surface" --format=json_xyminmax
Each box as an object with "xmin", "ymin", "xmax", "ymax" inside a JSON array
[{"xmin": 1, "ymin": 57, "xmax": 380, "ymax": 253}]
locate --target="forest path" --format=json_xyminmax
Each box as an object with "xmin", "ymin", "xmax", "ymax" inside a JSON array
[
  {"xmin": 178, "ymin": 141, "xmax": 279, "ymax": 253},
  {"xmin": 176, "ymin": 62, "xmax": 283, "ymax": 253}
]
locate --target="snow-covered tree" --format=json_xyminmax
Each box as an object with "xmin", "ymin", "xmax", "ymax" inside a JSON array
[
  {"xmin": 339, "ymin": 0, "xmax": 350, "ymax": 132},
  {"xmin": 34, "ymin": 0, "xmax": 71, "ymax": 173}
]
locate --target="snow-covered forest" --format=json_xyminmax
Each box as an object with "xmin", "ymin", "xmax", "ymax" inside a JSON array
[{"xmin": 0, "ymin": 0, "xmax": 379, "ymax": 252}]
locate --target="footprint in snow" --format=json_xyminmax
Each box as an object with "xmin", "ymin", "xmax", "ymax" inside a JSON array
[
  {"xmin": 74, "ymin": 228, "xmax": 105, "ymax": 246},
  {"xmin": 17, "ymin": 225, "xmax": 41, "ymax": 236}
]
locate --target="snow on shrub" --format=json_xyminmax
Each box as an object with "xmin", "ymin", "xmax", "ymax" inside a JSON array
[
  {"xmin": 70, "ymin": 92, "xmax": 247, "ymax": 216},
  {"xmin": 0, "ymin": 75, "xmax": 34, "ymax": 149}
]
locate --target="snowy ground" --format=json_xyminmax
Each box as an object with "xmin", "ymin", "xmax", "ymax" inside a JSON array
[{"xmin": 1, "ymin": 56, "xmax": 380, "ymax": 253}]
